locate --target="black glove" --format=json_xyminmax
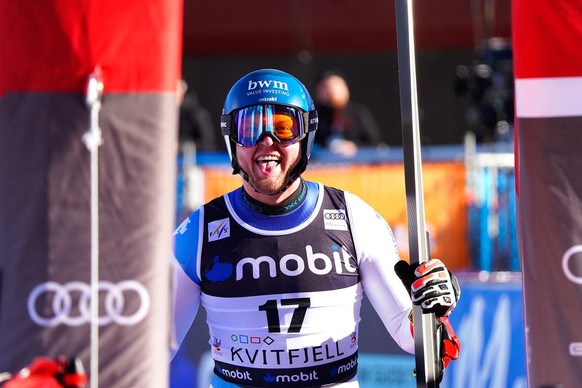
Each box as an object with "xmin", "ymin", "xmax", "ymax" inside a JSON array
[{"xmin": 395, "ymin": 258, "xmax": 460, "ymax": 317}]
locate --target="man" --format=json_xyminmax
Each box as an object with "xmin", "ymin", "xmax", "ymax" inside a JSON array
[
  {"xmin": 313, "ymin": 70, "xmax": 384, "ymax": 157},
  {"xmin": 177, "ymin": 79, "xmax": 217, "ymax": 152},
  {"xmin": 171, "ymin": 69, "xmax": 460, "ymax": 387}
]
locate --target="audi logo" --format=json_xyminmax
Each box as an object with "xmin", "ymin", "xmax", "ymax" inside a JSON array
[
  {"xmin": 28, "ymin": 280, "xmax": 150, "ymax": 327},
  {"xmin": 563, "ymin": 245, "xmax": 582, "ymax": 284},
  {"xmin": 324, "ymin": 212, "xmax": 346, "ymax": 220}
]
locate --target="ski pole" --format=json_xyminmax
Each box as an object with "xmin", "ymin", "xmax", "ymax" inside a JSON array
[{"xmin": 394, "ymin": 0, "xmax": 443, "ymax": 386}]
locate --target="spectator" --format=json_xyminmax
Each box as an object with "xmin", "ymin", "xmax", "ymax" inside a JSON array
[
  {"xmin": 178, "ymin": 79, "xmax": 217, "ymax": 152},
  {"xmin": 313, "ymin": 70, "xmax": 384, "ymax": 156},
  {"xmin": 453, "ymin": 38, "xmax": 514, "ymax": 144}
]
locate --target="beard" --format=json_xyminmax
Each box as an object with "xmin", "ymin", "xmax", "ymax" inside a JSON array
[
  {"xmin": 245, "ymin": 166, "xmax": 294, "ymax": 195},
  {"xmin": 235, "ymin": 140, "xmax": 302, "ymax": 196}
]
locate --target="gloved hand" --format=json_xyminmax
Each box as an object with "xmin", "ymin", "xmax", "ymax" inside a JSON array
[
  {"xmin": 395, "ymin": 258, "xmax": 460, "ymax": 317},
  {"xmin": 395, "ymin": 258, "xmax": 461, "ymax": 376},
  {"xmin": 3, "ymin": 356, "xmax": 87, "ymax": 388}
]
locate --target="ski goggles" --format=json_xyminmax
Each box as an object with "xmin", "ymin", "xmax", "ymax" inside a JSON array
[{"xmin": 224, "ymin": 104, "xmax": 309, "ymax": 147}]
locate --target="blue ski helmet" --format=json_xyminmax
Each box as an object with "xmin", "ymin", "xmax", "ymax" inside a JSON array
[{"xmin": 220, "ymin": 69, "xmax": 318, "ymax": 191}]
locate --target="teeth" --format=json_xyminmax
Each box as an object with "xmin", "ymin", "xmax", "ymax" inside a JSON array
[{"xmin": 256, "ymin": 156, "xmax": 279, "ymax": 162}]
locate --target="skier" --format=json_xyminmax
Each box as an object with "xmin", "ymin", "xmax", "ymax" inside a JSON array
[{"xmin": 171, "ymin": 68, "xmax": 460, "ymax": 387}]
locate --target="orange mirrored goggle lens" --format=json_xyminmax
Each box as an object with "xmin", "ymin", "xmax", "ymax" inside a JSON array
[{"xmin": 233, "ymin": 105, "xmax": 305, "ymax": 146}]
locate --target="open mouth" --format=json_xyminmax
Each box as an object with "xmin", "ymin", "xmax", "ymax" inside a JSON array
[{"xmin": 255, "ymin": 155, "xmax": 281, "ymax": 172}]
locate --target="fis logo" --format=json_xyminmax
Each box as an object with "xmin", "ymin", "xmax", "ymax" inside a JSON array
[
  {"xmin": 212, "ymin": 336, "xmax": 222, "ymax": 352},
  {"xmin": 208, "ymin": 218, "xmax": 230, "ymax": 242}
]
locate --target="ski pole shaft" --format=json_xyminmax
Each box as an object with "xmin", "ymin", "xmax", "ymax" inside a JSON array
[{"xmin": 394, "ymin": 0, "xmax": 442, "ymax": 386}]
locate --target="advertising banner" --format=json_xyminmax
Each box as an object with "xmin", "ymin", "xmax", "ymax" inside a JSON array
[
  {"xmin": 198, "ymin": 162, "xmax": 469, "ymax": 270},
  {"xmin": 441, "ymin": 276, "xmax": 526, "ymax": 387},
  {"xmin": 0, "ymin": 1, "xmax": 181, "ymax": 386},
  {"xmin": 513, "ymin": 0, "xmax": 582, "ymax": 385}
]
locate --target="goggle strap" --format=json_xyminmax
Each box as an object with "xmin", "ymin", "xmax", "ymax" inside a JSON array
[
  {"xmin": 307, "ymin": 110, "xmax": 318, "ymax": 133},
  {"xmin": 220, "ymin": 114, "xmax": 232, "ymax": 136}
]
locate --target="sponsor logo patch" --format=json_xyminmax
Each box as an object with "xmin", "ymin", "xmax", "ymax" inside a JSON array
[
  {"xmin": 208, "ymin": 218, "xmax": 230, "ymax": 242},
  {"xmin": 323, "ymin": 209, "xmax": 348, "ymax": 231}
]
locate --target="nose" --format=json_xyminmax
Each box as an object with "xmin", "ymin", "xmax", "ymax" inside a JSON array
[{"xmin": 257, "ymin": 133, "xmax": 276, "ymax": 146}]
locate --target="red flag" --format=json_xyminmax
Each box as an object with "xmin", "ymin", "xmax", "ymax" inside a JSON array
[
  {"xmin": 0, "ymin": 0, "xmax": 181, "ymax": 94},
  {"xmin": 0, "ymin": 1, "xmax": 181, "ymax": 386},
  {"xmin": 513, "ymin": 0, "xmax": 582, "ymax": 386}
]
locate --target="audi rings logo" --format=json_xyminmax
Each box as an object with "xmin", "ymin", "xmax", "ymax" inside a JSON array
[
  {"xmin": 563, "ymin": 246, "xmax": 582, "ymax": 284},
  {"xmin": 323, "ymin": 209, "xmax": 348, "ymax": 231},
  {"xmin": 28, "ymin": 280, "xmax": 151, "ymax": 327},
  {"xmin": 324, "ymin": 212, "xmax": 346, "ymax": 220}
]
